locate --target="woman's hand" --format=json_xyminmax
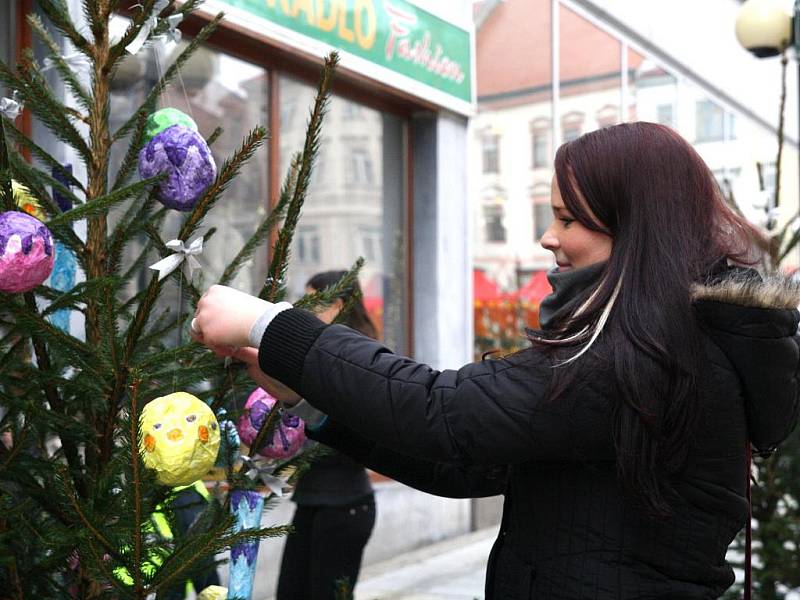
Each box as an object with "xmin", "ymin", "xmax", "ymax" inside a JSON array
[
  {"xmin": 191, "ymin": 285, "xmax": 270, "ymax": 350},
  {"xmin": 232, "ymin": 347, "xmax": 302, "ymax": 406}
]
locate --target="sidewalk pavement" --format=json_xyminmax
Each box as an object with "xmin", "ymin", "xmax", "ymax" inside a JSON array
[{"xmin": 354, "ymin": 526, "xmax": 498, "ymax": 600}]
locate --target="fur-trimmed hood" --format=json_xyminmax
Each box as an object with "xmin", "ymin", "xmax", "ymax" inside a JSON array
[
  {"xmin": 693, "ymin": 266, "xmax": 800, "ymax": 454},
  {"xmin": 693, "ymin": 273, "xmax": 800, "ymax": 310}
]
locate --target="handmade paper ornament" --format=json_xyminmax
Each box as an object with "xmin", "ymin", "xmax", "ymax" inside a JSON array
[
  {"xmin": 0, "ymin": 211, "xmax": 55, "ymax": 294},
  {"xmin": 48, "ymin": 165, "xmax": 77, "ymax": 332},
  {"xmin": 143, "ymin": 107, "xmax": 197, "ymax": 144},
  {"xmin": 228, "ymin": 490, "xmax": 264, "ymax": 600},
  {"xmin": 139, "ymin": 391, "xmax": 221, "ymax": 486},
  {"xmin": 138, "ymin": 125, "xmax": 216, "ymax": 211},
  {"xmin": 197, "ymin": 586, "xmax": 228, "ymax": 600},
  {"xmin": 238, "ymin": 388, "xmax": 306, "ymax": 459},
  {"xmin": 215, "ymin": 418, "xmax": 241, "ymax": 467}
]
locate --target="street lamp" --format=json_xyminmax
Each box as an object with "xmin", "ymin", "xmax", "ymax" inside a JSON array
[
  {"xmin": 736, "ymin": 0, "xmax": 800, "ymax": 269},
  {"xmin": 735, "ymin": 0, "xmax": 794, "ymax": 58}
]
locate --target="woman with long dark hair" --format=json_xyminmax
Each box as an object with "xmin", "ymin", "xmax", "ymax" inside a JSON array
[
  {"xmin": 275, "ymin": 271, "xmax": 377, "ymax": 600},
  {"xmin": 192, "ymin": 122, "xmax": 800, "ymax": 599}
]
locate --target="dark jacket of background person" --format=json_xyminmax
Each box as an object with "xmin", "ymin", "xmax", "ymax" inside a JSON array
[
  {"xmin": 258, "ymin": 267, "xmax": 800, "ymax": 600},
  {"xmin": 275, "ymin": 271, "xmax": 376, "ymax": 600}
]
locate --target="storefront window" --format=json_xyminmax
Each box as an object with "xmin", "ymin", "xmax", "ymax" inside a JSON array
[
  {"xmin": 108, "ymin": 27, "xmax": 269, "ymax": 300},
  {"xmin": 278, "ymin": 76, "xmax": 407, "ymax": 352}
]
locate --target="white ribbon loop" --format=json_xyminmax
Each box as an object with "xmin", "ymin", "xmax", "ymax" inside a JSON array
[
  {"xmin": 240, "ymin": 456, "xmax": 290, "ymax": 497},
  {"xmin": 160, "ymin": 14, "xmax": 184, "ymax": 44},
  {"xmin": 127, "ymin": 1, "xmax": 179, "ymax": 55},
  {"xmin": 0, "ymin": 93, "xmax": 23, "ymax": 120},
  {"xmin": 149, "ymin": 237, "xmax": 204, "ymax": 281}
]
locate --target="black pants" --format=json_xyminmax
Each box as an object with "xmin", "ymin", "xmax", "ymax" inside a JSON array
[{"xmin": 276, "ymin": 496, "xmax": 376, "ymax": 600}]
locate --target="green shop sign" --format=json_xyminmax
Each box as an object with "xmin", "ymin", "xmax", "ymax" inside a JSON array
[{"xmin": 218, "ymin": 0, "xmax": 473, "ymax": 106}]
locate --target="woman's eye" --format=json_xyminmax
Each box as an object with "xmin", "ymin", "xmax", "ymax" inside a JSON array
[
  {"xmin": 186, "ymin": 414, "xmax": 197, "ymax": 423},
  {"xmin": 560, "ymin": 218, "xmax": 575, "ymax": 227}
]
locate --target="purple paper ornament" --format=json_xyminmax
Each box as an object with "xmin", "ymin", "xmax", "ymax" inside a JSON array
[
  {"xmin": 237, "ymin": 388, "xmax": 305, "ymax": 459},
  {"xmin": 0, "ymin": 211, "xmax": 55, "ymax": 293},
  {"xmin": 138, "ymin": 124, "xmax": 216, "ymax": 211}
]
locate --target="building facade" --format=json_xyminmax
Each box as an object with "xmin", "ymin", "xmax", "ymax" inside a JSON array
[{"xmin": 472, "ymin": 0, "xmax": 799, "ymax": 294}]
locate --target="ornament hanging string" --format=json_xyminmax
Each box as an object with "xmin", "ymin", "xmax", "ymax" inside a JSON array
[
  {"xmin": 146, "ymin": 9, "xmax": 198, "ymax": 390},
  {"xmin": 148, "ymin": 237, "xmax": 204, "ymax": 390}
]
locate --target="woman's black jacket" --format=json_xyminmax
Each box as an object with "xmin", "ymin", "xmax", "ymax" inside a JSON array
[{"xmin": 257, "ymin": 275, "xmax": 800, "ymax": 600}]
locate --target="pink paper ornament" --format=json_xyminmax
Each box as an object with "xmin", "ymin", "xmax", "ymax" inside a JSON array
[
  {"xmin": 238, "ymin": 388, "xmax": 305, "ymax": 459},
  {"xmin": 0, "ymin": 211, "xmax": 55, "ymax": 293}
]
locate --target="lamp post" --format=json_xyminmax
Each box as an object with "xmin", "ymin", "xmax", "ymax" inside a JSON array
[{"xmin": 736, "ymin": 0, "xmax": 800, "ymax": 270}]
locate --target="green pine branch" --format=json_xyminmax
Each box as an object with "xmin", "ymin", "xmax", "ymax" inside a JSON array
[
  {"xmin": 0, "ymin": 120, "xmax": 14, "ymax": 212},
  {"xmin": 247, "ymin": 399, "xmax": 283, "ymax": 460},
  {"xmin": 36, "ymin": 0, "xmax": 92, "ymax": 56},
  {"xmin": 10, "ymin": 150, "xmax": 83, "ymax": 210},
  {"xmin": 4, "ymin": 299, "xmax": 100, "ymax": 376},
  {"xmin": 111, "ymin": 95, "xmax": 158, "ymax": 190},
  {"xmin": 27, "ymin": 13, "xmax": 93, "ymax": 112},
  {"xmin": 261, "ymin": 52, "xmax": 339, "ymax": 301},
  {"xmin": 39, "ymin": 278, "xmax": 114, "ymax": 316},
  {"xmin": 0, "ymin": 51, "xmax": 91, "ymax": 162},
  {"xmin": 294, "ymin": 258, "xmax": 365, "ymax": 312},
  {"xmin": 218, "ymin": 154, "xmax": 298, "ymax": 286},
  {"xmin": 178, "ymin": 126, "xmax": 269, "ymax": 243},
  {"xmin": 49, "ymin": 175, "xmax": 162, "ymax": 228},
  {"xmin": 1, "ymin": 118, "xmax": 85, "ymax": 192}
]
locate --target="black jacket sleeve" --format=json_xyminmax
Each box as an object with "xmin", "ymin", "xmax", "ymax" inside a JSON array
[
  {"xmin": 260, "ymin": 308, "xmax": 614, "ymax": 467},
  {"xmin": 307, "ymin": 417, "xmax": 507, "ymax": 498}
]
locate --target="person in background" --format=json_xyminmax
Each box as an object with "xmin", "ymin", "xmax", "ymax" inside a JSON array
[
  {"xmin": 275, "ymin": 271, "xmax": 377, "ymax": 600},
  {"xmin": 191, "ymin": 122, "xmax": 800, "ymax": 599}
]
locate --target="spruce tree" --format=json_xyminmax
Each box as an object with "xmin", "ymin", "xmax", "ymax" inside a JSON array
[{"xmin": 0, "ymin": 2, "xmax": 357, "ymax": 598}]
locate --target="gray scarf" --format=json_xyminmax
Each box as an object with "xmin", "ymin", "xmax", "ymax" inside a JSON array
[{"xmin": 538, "ymin": 262, "xmax": 606, "ymax": 330}]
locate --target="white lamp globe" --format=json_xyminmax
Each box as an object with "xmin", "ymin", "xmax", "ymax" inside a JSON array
[{"xmin": 735, "ymin": 0, "xmax": 793, "ymax": 58}]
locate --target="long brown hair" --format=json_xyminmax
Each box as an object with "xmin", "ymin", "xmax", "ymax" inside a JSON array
[
  {"xmin": 306, "ymin": 270, "xmax": 378, "ymax": 340},
  {"xmin": 537, "ymin": 122, "xmax": 764, "ymax": 515}
]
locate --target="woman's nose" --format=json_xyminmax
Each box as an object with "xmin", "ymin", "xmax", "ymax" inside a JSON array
[{"xmin": 540, "ymin": 225, "xmax": 558, "ymax": 251}]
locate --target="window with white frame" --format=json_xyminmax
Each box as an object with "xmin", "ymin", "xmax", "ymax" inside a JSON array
[
  {"xmin": 656, "ymin": 103, "xmax": 674, "ymax": 127},
  {"xmin": 562, "ymin": 112, "xmax": 584, "ymax": 143},
  {"xmin": 596, "ymin": 105, "xmax": 618, "ymax": 129},
  {"xmin": 359, "ymin": 226, "xmax": 382, "ymax": 264},
  {"xmin": 482, "ymin": 133, "xmax": 500, "ymax": 173},
  {"xmin": 531, "ymin": 183, "xmax": 552, "ymax": 241},
  {"xmin": 483, "ymin": 204, "xmax": 506, "ymax": 243},
  {"xmin": 297, "ymin": 226, "xmax": 321, "ymax": 264},
  {"xmin": 530, "ymin": 119, "xmax": 549, "ymax": 168},
  {"xmin": 346, "ymin": 148, "xmax": 374, "ymax": 185},
  {"xmin": 695, "ymin": 99, "xmax": 725, "ymax": 143}
]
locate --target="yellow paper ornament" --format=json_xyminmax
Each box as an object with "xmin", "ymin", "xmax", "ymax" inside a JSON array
[
  {"xmin": 139, "ymin": 392, "xmax": 220, "ymax": 486},
  {"xmin": 197, "ymin": 585, "xmax": 228, "ymax": 600},
  {"xmin": 12, "ymin": 180, "xmax": 46, "ymax": 221}
]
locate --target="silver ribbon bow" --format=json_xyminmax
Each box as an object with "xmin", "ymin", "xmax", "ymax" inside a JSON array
[
  {"xmin": 42, "ymin": 52, "xmax": 92, "ymax": 73},
  {"xmin": 127, "ymin": 0, "xmax": 173, "ymax": 55},
  {"xmin": 149, "ymin": 237, "xmax": 204, "ymax": 281},
  {"xmin": 158, "ymin": 14, "xmax": 184, "ymax": 45},
  {"xmin": 0, "ymin": 92, "xmax": 23, "ymax": 120},
  {"xmin": 240, "ymin": 456, "xmax": 290, "ymax": 497}
]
